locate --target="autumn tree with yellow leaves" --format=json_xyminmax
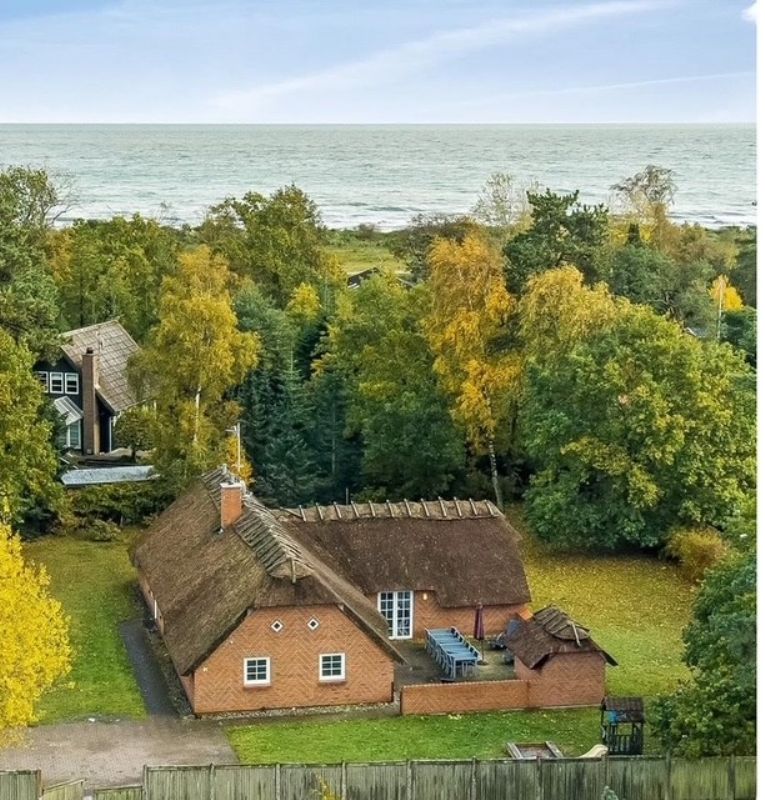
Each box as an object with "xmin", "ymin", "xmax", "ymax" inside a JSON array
[
  {"xmin": 131, "ymin": 246, "xmax": 260, "ymax": 487},
  {"xmin": 0, "ymin": 524, "xmax": 71, "ymax": 739},
  {"xmin": 425, "ymin": 231, "xmax": 519, "ymax": 507}
]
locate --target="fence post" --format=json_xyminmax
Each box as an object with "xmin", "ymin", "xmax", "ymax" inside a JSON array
[
  {"xmin": 728, "ymin": 755, "xmax": 736, "ymax": 800},
  {"xmin": 406, "ymin": 760, "xmax": 413, "ymax": 800},
  {"xmin": 665, "ymin": 753, "xmax": 673, "ymax": 800},
  {"xmin": 209, "ymin": 764, "xmax": 215, "ymax": 800},
  {"xmin": 275, "ymin": 763, "xmax": 281, "ymax": 800},
  {"xmin": 535, "ymin": 757, "xmax": 542, "ymax": 800},
  {"xmin": 341, "ymin": 761, "xmax": 347, "ymax": 800},
  {"xmin": 470, "ymin": 757, "xmax": 477, "ymax": 800}
]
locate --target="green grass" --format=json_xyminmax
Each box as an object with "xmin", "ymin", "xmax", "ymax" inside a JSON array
[
  {"xmin": 25, "ymin": 535, "xmax": 146, "ymax": 723},
  {"xmin": 229, "ymin": 709, "xmax": 598, "ymax": 764},
  {"xmin": 229, "ymin": 508, "xmax": 694, "ymax": 764},
  {"xmin": 325, "ymin": 231, "xmax": 407, "ymax": 275}
]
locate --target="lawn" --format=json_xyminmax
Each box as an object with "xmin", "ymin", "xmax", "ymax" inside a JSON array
[
  {"xmin": 25, "ymin": 535, "xmax": 146, "ymax": 723},
  {"xmin": 325, "ymin": 230, "xmax": 407, "ymax": 275},
  {"xmin": 229, "ymin": 508, "xmax": 694, "ymax": 764}
]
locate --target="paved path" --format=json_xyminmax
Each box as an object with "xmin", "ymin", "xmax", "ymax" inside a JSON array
[
  {"xmin": 119, "ymin": 620, "xmax": 177, "ymax": 717},
  {"xmin": 0, "ymin": 719, "xmax": 236, "ymax": 788}
]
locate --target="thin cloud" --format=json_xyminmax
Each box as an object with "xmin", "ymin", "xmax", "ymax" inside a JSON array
[
  {"xmin": 453, "ymin": 71, "xmax": 756, "ymax": 108},
  {"xmin": 214, "ymin": 0, "xmax": 670, "ymax": 111}
]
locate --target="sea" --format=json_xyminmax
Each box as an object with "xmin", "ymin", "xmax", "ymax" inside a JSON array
[{"xmin": 0, "ymin": 124, "xmax": 756, "ymax": 230}]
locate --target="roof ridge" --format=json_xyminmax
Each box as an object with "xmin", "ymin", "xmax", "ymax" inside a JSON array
[
  {"xmin": 235, "ymin": 495, "xmax": 313, "ymax": 581},
  {"xmin": 62, "ymin": 319, "xmax": 125, "ymax": 337},
  {"xmin": 278, "ymin": 497, "xmax": 502, "ymax": 522}
]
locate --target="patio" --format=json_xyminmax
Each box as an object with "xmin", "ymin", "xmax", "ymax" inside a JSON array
[{"xmin": 394, "ymin": 638, "xmax": 516, "ymax": 687}]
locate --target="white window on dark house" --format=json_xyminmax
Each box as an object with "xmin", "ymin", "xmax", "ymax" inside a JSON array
[
  {"xmin": 64, "ymin": 373, "xmax": 79, "ymax": 395},
  {"xmin": 270, "ymin": 620, "xmax": 284, "ymax": 633},
  {"xmin": 35, "ymin": 372, "xmax": 49, "ymax": 392},
  {"xmin": 57, "ymin": 421, "xmax": 82, "ymax": 451},
  {"xmin": 243, "ymin": 657, "xmax": 270, "ymax": 686},
  {"xmin": 307, "ymin": 618, "xmax": 320, "ymax": 631},
  {"xmin": 319, "ymin": 653, "xmax": 346, "ymax": 682},
  {"xmin": 49, "ymin": 372, "xmax": 64, "ymax": 394}
]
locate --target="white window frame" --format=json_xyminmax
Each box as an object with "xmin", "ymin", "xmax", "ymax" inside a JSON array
[
  {"xmin": 49, "ymin": 372, "xmax": 64, "ymax": 394},
  {"xmin": 319, "ymin": 653, "xmax": 346, "ymax": 682},
  {"xmin": 243, "ymin": 656, "xmax": 270, "ymax": 686},
  {"xmin": 378, "ymin": 590, "xmax": 414, "ymax": 640},
  {"xmin": 64, "ymin": 373, "xmax": 80, "ymax": 395},
  {"xmin": 35, "ymin": 371, "xmax": 49, "ymax": 392}
]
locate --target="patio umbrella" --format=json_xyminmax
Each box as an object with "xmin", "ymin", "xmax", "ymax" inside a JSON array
[{"xmin": 474, "ymin": 603, "xmax": 485, "ymax": 662}]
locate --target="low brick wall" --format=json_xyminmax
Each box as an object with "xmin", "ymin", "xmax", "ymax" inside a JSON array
[
  {"xmin": 400, "ymin": 653, "xmax": 608, "ymax": 716},
  {"xmin": 400, "ymin": 678, "xmax": 530, "ymax": 716}
]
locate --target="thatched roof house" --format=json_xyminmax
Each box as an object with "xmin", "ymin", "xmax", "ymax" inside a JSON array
[{"xmin": 134, "ymin": 467, "xmax": 532, "ymax": 714}]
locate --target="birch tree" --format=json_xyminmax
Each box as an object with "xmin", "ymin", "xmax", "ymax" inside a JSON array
[{"xmin": 424, "ymin": 232, "xmax": 519, "ymax": 507}]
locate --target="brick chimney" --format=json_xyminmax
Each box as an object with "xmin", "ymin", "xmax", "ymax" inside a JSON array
[
  {"xmin": 220, "ymin": 480, "xmax": 245, "ymax": 528},
  {"xmin": 81, "ymin": 347, "xmax": 100, "ymax": 455}
]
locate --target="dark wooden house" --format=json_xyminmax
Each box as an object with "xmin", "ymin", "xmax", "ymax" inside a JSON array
[{"xmin": 34, "ymin": 320, "xmax": 140, "ymax": 454}]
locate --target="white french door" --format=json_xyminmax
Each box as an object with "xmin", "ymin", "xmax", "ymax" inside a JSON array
[{"xmin": 378, "ymin": 590, "xmax": 414, "ymax": 639}]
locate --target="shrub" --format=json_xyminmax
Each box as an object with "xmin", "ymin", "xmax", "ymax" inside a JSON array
[{"xmin": 665, "ymin": 527, "xmax": 729, "ymax": 583}]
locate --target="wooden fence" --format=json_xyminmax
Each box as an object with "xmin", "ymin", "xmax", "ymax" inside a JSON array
[{"xmin": 0, "ymin": 756, "xmax": 757, "ymax": 800}]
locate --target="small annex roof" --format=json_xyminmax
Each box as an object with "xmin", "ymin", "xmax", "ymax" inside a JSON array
[
  {"xmin": 134, "ymin": 468, "xmax": 403, "ymax": 676},
  {"xmin": 601, "ymin": 696, "xmax": 644, "ymax": 722},
  {"xmin": 506, "ymin": 605, "xmax": 617, "ymax": 670},
  {"xmin": 61, "ymin": 320, "xmax": 139, "ymax": 413},
  {"xmin": 273, "ymin": 498, "xmax": 531, "ymax": 608},
  {"xmin": 61, "ymin": 465, "xmax": 156, "ymax": 487}
]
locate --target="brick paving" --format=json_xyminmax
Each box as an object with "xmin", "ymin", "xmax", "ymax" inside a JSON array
[{"xmin": 0, "ymin": 719, "xmax": 236, "ymax": 789}]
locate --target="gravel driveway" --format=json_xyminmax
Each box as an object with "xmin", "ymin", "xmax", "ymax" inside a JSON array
[{"xmin": 0, "ymin": 719, "xmax": 236, "ymax": 788}]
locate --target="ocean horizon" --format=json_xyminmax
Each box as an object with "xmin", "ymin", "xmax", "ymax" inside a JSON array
[{"xmin": 0, "ymin": 123, "xmax": 755, "ymax": 229}]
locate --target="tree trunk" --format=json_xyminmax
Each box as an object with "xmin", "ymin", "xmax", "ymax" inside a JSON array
[
  {"xmin": 193, "ymin": 384, "xmax": 201, "ymax": 445},
  {"xmin": 487, "ymin": 436, "xmax": 503, "ymax": 510}
]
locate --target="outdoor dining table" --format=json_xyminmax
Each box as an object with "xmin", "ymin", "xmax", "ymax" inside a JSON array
[{"xmin": 425, "ymin": 627, "xmax": 480, "ymax": 681}]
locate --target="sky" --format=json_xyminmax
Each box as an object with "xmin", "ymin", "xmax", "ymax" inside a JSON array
[{"xmin": 0, "ymin": 0, "xmax": 756, "ymax": 123}]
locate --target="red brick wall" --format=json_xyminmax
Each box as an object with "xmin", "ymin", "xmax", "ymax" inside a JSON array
[
  {"xmin": 400, "ymin": 679, "xmax": 530, "ymax": 715},
  {"xmin": 527, "ymin": 652, "xmax": 607, "ymax": 708},
  {"xmin": 367, "ymin": 591, "xmax": 529, "ymax": 640},
  {"xmin": 190, "ymin": 604, "xmax": 395, "ymax": 714},
  {"xmin": 400, "ymin": 652, "xmax": 608, "ymax": 716}
]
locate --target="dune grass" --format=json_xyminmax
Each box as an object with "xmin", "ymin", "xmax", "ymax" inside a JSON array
[
  {"xmin": 230, "ymin": 509, "xmax": 693, "ymax": 764},
  {"xmin": 25, "ymin": 535, "xmax": 146, "ymax": 723}
]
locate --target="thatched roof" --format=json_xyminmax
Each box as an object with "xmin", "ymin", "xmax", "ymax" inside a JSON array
[
  {"xmin": 506, "ymin": 606, "xmax": 617, "ymax": 669},
  {"xmin": 61, "ymin": 320, "xmax": 139, "ymax": 413},
  {"xmin": 134, "ymin": 468, "xmax": 402, "ymax": 675},
  {"xmin": 273, "ymin": 499, "xmax": 531, "ymax": 607}
]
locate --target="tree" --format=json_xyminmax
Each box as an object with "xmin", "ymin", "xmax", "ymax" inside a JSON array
[
  {"xmin": 425, "ymin": 232, "xmax": 519, "ymax": 507},
  {"xmin": 710, "ymin": 274, "xmax": 744, "ymax": 339},
  {"xmin": 323, "ymin": 275, "xmax": 464, "ymax": 498},
  {"xmin": 611, "ymin": 164, "xmax": 676, "ymax": 219},
  {"xmin": 653, "ymin": 551, "xmax": 755, "ymax": 756},
  {"xmin": 0, "ymin": 523, "xmax": 71, "ymax": 738},
  {"xmin": 472, "ymin": 172, "xmax": 536, "ymax": 231},
  {"xmin": 604, "ymin": 243, "xmax": 715, "ymax": 329},
  {"xmin": 131, "ymin": 247, "xmax": 260, "ymax": 485},
  {"xmin": 519, "ymin": 282, "xmax": 755, "ymax": 549},
  {"xmin": 0, "ymin": 329, "xmax": 63, "ymax": 529},
  {"xmin": 50, "ymin": 215, "xmax": 178, "ymax": 341},
  {"xmin": 200, "ymin": 185, "xmax": 342, "ymax": 307},
  {"xmin": 113, "ymin": 405, "xmax": 156, "ymax": 459},
  {"xmin": 388, "ymin": 212, "xmax": 479, "ymax": 283},
  {"xmin": 0, "ymin": 166, "xmax": 62, "ymax": 355},
  {"xmin": 503, "ymin": 190, "xmax": 609, "ymax": 294},
  {"xmin": 721, "ymin": 307, "xmax": 756, "ymax": 367}
]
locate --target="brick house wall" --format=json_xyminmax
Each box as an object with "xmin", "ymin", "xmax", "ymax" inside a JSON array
[
  {"xmin": 189, "ymin": 604, "xmax": 395, "ymax": 714},
  {"xmin": 525, "ymin": 652, "xmax": 607, "ymax": 708},
  {"xmin": 367, "ymin": 591, "xmax": 529, "ymax": 641},
  {"xmin": 400, "ymin": 652, "xmax": 608, "ymax": 716}
]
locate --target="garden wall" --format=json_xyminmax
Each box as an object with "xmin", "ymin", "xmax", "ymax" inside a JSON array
[{"xmin": 401, "ymin": 652, "xmax": 608, "ymax": 716}]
